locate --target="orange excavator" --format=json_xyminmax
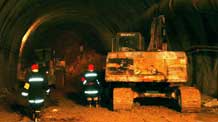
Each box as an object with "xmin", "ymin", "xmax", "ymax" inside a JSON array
[{"xmin": 105, "ymin": 15, "xmax": 201, "ymax": 112}]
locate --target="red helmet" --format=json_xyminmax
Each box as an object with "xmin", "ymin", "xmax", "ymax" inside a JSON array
[
  {"xmin": 88, "ymin": 64, "xmax": 94, "ymax": 71},
  {"xmin": 31, "ymin": 64, "xmax": 39, "ymax": 72}
]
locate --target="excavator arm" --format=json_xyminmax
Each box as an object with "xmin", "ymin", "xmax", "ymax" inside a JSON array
[{"xmin": 148, "ymin": 15, "xmax": 168, "ymax": 51}]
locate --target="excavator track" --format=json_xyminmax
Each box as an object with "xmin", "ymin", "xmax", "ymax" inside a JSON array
[
  {"xmin": 113, "ymin": 88, "xmax": 133, "ymax": 111},
  {"xmin": 177, "ymin": 86, "xmax": 201, "ymax": 113}
]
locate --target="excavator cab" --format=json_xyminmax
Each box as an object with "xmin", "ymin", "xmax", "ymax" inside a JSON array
[{"xmin": 112, "ymin": 32, "xmax": 144, "ymax": 52}]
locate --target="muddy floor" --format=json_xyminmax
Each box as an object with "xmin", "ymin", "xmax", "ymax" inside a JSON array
[{"xmin": 1, "ymin": 89, "xmax": 218, "ymax": 122}]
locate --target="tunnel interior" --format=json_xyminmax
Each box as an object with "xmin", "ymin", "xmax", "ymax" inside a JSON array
[
  {"xmin": 22, "ymin": 19, "xmax": 106, "ymax": 66},
  {"xmin": 0, "ymin": 0, "xmax": 218, "ymax": 98}
]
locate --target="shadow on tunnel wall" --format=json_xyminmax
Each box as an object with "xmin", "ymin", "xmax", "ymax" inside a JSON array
[
  {"xmin": 0, "ymin": 51, "xmax": 15, "ymax": 89},
  {"xmin": 188, "ymin": 49, "xmax": 218, "ymax": 98},
  {"xmin": 0, "ymin": 53, "xmax": 6, "ymax": 88}
]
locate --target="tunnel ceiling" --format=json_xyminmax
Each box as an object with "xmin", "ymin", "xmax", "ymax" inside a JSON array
[{"xmin": 0, "ymin": 0, "xmax": 218, "ymax": 60}]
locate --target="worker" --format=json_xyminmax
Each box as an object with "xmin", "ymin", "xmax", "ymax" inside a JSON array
[
  {"xmin": 81, "ymin": 64, "xmax": 101, "ymax": 107},
  {"xmin": 81, "ymin": 64, "xmax": 101, "ymax": 87},
  {"xmin": 21, "ymin": 63, "xmax": 50, "ymax": 107}
]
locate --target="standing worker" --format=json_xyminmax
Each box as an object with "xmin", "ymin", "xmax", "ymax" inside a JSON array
[
  {"xmin": 21, "ymin": 63, "xmax": 50, "ymax": 121},
  {"xmin": 81, "ymin": 64, "xmax": 101, "ymax": 107}
]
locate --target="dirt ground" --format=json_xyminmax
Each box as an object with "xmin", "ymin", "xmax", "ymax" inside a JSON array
[{"xmin": 0, "ymin": 89, "xmax": 218, "ymax": 122}]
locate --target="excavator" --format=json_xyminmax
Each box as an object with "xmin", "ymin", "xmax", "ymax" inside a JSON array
[{"xmin": 105, "ymin": 15, "xmax": 201, "ymax": 112}]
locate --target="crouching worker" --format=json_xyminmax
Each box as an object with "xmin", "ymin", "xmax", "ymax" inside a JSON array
[{"xmin": 21, "ymin": 63, "xmax": 50, "ymax": 122}]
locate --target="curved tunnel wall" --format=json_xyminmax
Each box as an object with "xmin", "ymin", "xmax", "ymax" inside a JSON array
[
  {"xmin": 0, "ymin": 0, "xmax": 218, "ymax": 97},
  {"xmin": 0, "ymin": 0, "xmax": 153, "ymax": 89}
]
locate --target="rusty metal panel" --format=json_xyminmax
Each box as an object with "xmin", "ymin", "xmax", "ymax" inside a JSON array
[{"xmin": 105, "ymin": 51, "xmax": 187, "ymax": 83}]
